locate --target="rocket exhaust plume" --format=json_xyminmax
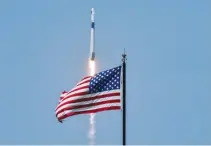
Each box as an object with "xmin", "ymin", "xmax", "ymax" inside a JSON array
[
  {"xmin": 89, "ymin": 8, "xmax": 96, "ymax": 145},
  {"xmin": 89, "ymin": 60, "xmax": 95, "ymax": 76},
  {"xmin": 89, "ymin": 60, "xmax": 95, "ymax": 145}
]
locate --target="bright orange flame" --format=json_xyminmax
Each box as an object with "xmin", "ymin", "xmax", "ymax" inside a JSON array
[{"xmin": 89, "ymin": 60, "xmax": 95, "ymax": 76}]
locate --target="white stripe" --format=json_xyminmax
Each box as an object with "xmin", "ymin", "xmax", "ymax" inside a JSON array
[
  {"xmin": 58, "ymin": 83, "xmax": 90, "ymax": 104},
  {"xmin": 56, "ymin": 96, "xmax": 121, "ymax": 114},
  {"xmin": 57, "ymin": 103, "xmax": 121, "ymax": 118},
  {"xmin": 56, "ymin": 89, "xmax": 120, "ymax": 109},
  {"xmin": 69, "ymin": 82, "xmax": 90, "ymax": 93},
  {"xmin": 55, "ymin": 88, "xmax": 89, "ymax": 109},
  {"xmin": 65, "ymin": 88, "xmax": 89, "ymax": 97},
  {"xmin": 60, "ymin": 93, "xmax": 67, "ymax": 98},
  {"xmin": 76, "ymin": 77, "xmax": 91, "ymax": 86},
  {"xmin": 58, "ymin": 88, "xmax": 89, "ymax": 105}
]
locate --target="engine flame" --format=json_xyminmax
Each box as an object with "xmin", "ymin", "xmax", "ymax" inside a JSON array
[{"xmin": 89, "ymin": 60, "xmax": 95, "ymax": 76}]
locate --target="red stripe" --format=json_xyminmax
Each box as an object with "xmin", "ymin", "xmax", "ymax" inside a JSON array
[
  {"xmin": 61, "ymin": 91, "xmax": 89, "ymax": 103},
  {"xmin": 68, "ymin": 85, "xmax": 89, "ymax": 95},
  {"xmin": 56, "ymin": 99, "xmax": 120, "ymax": 116},
  {"xmin": 56, "ymin": 91, "xmax": 89, "ymax": 110},
  {"xmin": 77, "ymin": 80, "xmax": 90, "ymax": 86},
  {"xmin": 58, "ymin": 106, "xmax": 121, "ymax": 121},
  {"xmin": 56, "ymin": 92, "xmax": 120, "ymax": 111},
  {"xmin": 81, "ymin": 76, "xmax": 92, "ymax": 80}
]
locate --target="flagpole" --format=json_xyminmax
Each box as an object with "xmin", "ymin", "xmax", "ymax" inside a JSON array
[{"xmin": 122, "ymin": 51, "xmax": 127, "ymax": 145}]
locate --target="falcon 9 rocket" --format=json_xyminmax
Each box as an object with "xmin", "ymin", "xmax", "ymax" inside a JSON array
[{"xmin": 90, "ymin": 8, "xmax": 95, "ymax": 61}]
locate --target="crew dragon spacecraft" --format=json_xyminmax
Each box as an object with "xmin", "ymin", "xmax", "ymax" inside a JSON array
[{"xmin": 90, "ymin": 8, "xmax": 95, "ymax": 61}]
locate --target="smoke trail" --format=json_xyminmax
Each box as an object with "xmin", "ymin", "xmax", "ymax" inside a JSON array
[
  {"xmin": 89, "ymin": 113, "xmax": 95, "ymax": 145},
  {"xmin": 89, "ymin": 60, "xmax": 96, "ymax": 145}
]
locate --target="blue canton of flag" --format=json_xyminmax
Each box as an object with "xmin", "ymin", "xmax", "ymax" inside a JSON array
[{"xmin": 89, "ymin": 66, "xmax": 122, "ymax": 94}]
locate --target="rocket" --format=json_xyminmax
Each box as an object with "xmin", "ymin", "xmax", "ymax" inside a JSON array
[{"xmin": 90, "ymin": 8, "xmax": 95, "ymax": 61}]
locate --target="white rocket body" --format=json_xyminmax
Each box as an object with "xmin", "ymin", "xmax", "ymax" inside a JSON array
[{"xmin": 90, "ymin": 8, "xmax": 95, "ymax": 61}]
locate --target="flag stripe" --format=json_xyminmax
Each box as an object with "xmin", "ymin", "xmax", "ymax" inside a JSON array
[
  {"xmin": 55, "ymin": 91, "xmax": 89, "ymax": 110},
  {"xmin": 60, "ymin": 94, "xmax": 67, "ymax": 97},
  {"xmin": 64, "ymin": 92, "xmax": 120, "ymax": 104},
  {"xmin": 57, "ymin": 103, "xmax": 121, "ymax": 118},
  {"xmin": 61, "ymin": 89, "xmax": 120, "ymax": 105},
  {"xmin": 69, "ymin": 82, "xmax": 90, "ymax": 93},
  {"xmin": 58, "ymin": 92, "xmax": 68, "ymax": 103},
  {"xmin": 58, "ymin": 106, "xmax": 121, "ymax": 121},
  {"xmin": 61, "ymin": 90, "xmax": 89, "ymax": 101},
  {"xmin": 68, "ymin": 85, "xmax": 89, "ymax": 94},
  {"xmin": 56, "ymin": 90, "xmax": 89, "ymax": 110},
  {"xmin": 76, "ymin": 79, "xmax": 91, "ymax": 86},
  {"xmin": 63, "ymin": 87, "xmax": 89, "ymax": 99},
  {"xmin": 56, "ymin": 99, "xmax": 120, "ymax": 116},
  {"xmin": 77, "ymin": 76, "xmax": 91, "ymax": 84},
  {"xmin": 56, "ymin": 96, "xmax": 120, "ymax": 114},
  {"xmin": 56, "ymin": 95, "xmax": 120, "ymax": 115},
  {"xmin": 57, "ymin": 103, "xmax": 121, "ymax": 120},
  {"xmin": 56, "ymin": 91, "xmax": 120, "ymax": 111},
  {"xmin": 80, "ymin": 76, "xmax": 92, "ymax": 81}
]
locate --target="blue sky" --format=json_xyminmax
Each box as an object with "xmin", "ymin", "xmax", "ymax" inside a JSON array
[{"xmin": 0, "ymin": 0, "xmax": 211, "ymax": 145}]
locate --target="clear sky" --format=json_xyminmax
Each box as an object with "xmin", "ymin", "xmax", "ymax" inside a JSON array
[{"xmin": 0, "ymin": 0, "xmax": 211, "ymax": 145}]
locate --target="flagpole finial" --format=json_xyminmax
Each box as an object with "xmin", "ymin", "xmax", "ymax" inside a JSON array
[{"xmin": 122, "ymin": 48, "xmax": 127, "ymax": 63}]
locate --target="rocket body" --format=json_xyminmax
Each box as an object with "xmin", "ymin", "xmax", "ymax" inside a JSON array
[{"xmin": 90, "ymin": 8, "xmax": 95, "ymax": 61}]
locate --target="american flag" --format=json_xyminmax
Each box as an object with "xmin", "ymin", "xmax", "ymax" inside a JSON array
[{"xmin": 55, "ymin": 66, "xmax": 122, "ymax": 122}]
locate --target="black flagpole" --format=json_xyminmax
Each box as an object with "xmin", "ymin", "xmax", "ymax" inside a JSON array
[{"xmin": 122, "ymin": 51, "xmax": 127, "ymax": 145}]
